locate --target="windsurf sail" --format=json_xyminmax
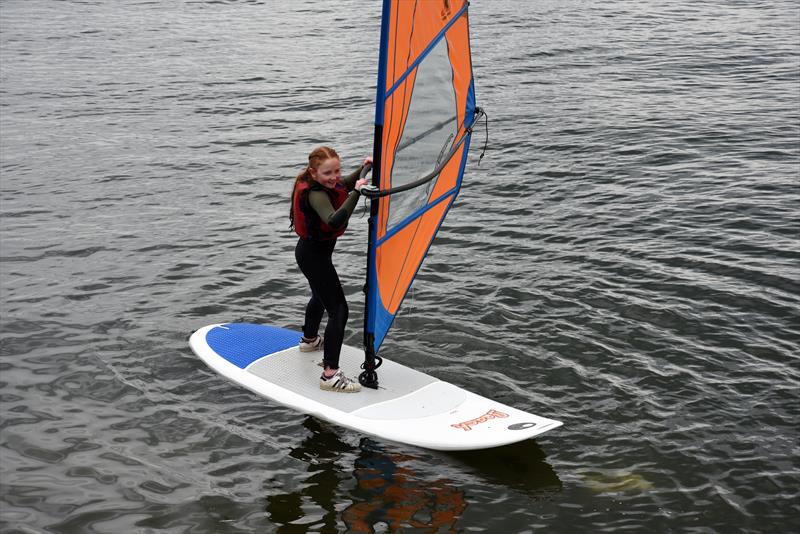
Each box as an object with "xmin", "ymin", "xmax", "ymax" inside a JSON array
[{"xmin": 360, "ymin": 0, "xmax": 484, "ymax": 388}]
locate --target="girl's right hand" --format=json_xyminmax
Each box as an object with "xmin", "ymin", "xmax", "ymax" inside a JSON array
[{"xmin": 355, "ymin": 178, "xmax": 369, "ymax": 192}]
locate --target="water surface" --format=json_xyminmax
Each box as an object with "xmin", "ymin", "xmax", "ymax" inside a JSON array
[{"xmin": 1, "ymin": 0, "xmax": 799, "ymax": 532}]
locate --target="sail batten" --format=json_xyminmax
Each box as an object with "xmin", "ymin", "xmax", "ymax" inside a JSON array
[{"xmin": 363, "ymin": 0, "xmax": 478, "ymax": 364}]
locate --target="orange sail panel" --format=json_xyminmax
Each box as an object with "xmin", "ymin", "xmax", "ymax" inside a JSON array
[{"xmin": 365, "ymin": 0, "xmax": 478, "ymax": 353}]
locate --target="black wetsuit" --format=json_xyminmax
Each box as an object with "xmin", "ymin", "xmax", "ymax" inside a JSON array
[{"xmin": 295, "ymin": 166, "xmax": 362, "ymax": 369}]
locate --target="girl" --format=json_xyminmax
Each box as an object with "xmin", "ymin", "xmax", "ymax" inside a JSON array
[{"xmin": 290, "ymin": 146, "xmax": 371, "ymax": 393}]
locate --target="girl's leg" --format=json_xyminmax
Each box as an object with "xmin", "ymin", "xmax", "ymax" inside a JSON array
[
  {"xmin": 295, "ymin": 239, "xmax": 347, "ymax": 367},
  {"xmin": 316, "ymin": 273, "xmax": 347, "ymax": 369},
  {"xmin": 296, "ymin": 239, "xmax": 325, "ymax": 340},
  {"xmin": 302, "ymin": 289, "xmax": 325, "ymax": 340}
]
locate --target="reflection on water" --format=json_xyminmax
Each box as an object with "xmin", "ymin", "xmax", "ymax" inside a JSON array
[
  {"xmin": 446, "ymin": 440, "xmax": 562, "ymax": 498},
  {"xmin": 268, "ymin": 418, "xmax": 466, "ymax": 532},
  {"xmin": 267, "ymin": 417, "xmax": 562, "ymax": 532},
  {"xmin": 343, "ymin": 440, "xmax": 466, "ymax": 532},
  {"xmin": 267, "ymin": 418, "xmax": 355, "ymax": 530}
]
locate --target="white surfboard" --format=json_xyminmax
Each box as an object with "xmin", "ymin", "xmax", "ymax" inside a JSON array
[{"xmin": 190, "ymin": 323, "xmax": 562, "ymax": 451}]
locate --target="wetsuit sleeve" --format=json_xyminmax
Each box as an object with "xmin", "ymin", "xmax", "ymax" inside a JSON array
[
  {"xmin": 308, "ymin": 189, "xmax": 361, "ymax": 229},
  {"xmin": 341, "ymin": 165, "xmax": 365, "ymax": 191}
]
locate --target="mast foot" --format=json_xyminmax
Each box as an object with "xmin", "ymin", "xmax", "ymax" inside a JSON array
[{"xmin": 358, "ymin": 356, "xmax": 382, "ymax": 389}]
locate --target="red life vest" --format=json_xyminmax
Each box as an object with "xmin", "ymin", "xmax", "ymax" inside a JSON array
[{"xmin": 292, "ymin": 180, "xmax": 349, "ymax": 241}]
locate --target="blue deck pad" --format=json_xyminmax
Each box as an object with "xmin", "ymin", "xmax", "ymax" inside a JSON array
[{"xmin": 206, "ymin": 323, "xmax": 300, "ymax": 369}]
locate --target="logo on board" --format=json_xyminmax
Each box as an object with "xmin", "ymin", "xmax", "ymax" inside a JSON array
[
  {"xmin": 451, "ymin": 409, "xmax": 540, "ymax": 432},
  {"xmin": 451, "ymin": 409, "xmax": 508, "ymax": 431}
]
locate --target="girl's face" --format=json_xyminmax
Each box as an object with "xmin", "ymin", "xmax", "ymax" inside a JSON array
[{"xmin": 310, "ymin": 158, "xmax": 341, "ymax": 189}]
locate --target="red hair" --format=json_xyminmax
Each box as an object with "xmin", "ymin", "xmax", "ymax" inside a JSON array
[{"xmin": 289, "ymin": 146, "xmax": 340, "ymax": 229}]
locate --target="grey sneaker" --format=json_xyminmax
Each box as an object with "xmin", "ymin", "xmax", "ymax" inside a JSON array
[
  {"xmin": 299, "ymin": 335, "xmax": 323, "ymax": 352},
  {"xmin": 319, "ymin": 369, "xmax": 361, "ymax": 393}
]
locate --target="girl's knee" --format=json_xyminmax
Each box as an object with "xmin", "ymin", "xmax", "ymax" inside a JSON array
[{"xmin": 331, "ymin": 301, "xmax": 349, "ymax": 323}]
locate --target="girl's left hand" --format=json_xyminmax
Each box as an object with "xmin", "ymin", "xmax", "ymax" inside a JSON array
[{"xmin": 363, "ymin": 156, "xmax": 373, "ymax": 167}]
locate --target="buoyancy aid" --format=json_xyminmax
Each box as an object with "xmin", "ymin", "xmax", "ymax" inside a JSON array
[{"xmin": 292, "ymin": 180, "xmax": 349, "ymax": 240}]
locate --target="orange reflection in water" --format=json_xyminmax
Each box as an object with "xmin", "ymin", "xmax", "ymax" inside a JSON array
[{"xmin": 343, "ymin": 448, "xmax": 466, "ymax": 532}]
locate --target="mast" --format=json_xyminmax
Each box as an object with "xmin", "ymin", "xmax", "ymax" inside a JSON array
[{"xmin": 360, "ymin": 0, "xmax": 392, "ymax": 389}]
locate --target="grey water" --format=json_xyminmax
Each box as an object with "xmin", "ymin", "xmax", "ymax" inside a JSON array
[{"xmin": 1, "ymin": 0, "xmax": 798, "ymax": 532}]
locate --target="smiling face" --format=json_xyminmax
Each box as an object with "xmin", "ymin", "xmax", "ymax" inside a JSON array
[{"xmin": 309, "ymin": 157, "xmax": 341, "ymax": 189}]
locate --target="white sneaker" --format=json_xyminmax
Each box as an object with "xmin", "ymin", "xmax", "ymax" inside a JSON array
[
  {"xmin": 319, "ymin": 369, "xmax": 361, "ymax": 393},
  {"xmin": 299, "ymin": 335, "xmax": 323, "ymax": 352}
]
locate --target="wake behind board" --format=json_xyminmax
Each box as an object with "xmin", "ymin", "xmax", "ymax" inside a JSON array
[{"xmin": 190, "ymin": 323, "xmax": 562, "ymax": 451}]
